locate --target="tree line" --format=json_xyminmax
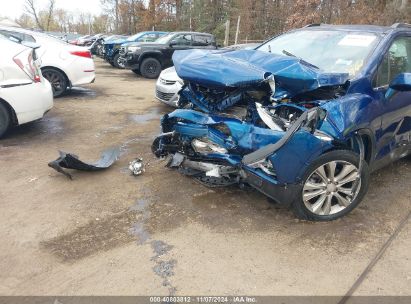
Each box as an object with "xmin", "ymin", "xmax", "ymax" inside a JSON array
[{"xmin": 17, "ymin": 0, "xmax": 411, "ymax": 43}]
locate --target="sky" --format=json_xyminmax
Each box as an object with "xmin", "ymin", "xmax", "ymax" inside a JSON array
[{"xmin": 0, "ymin": 0, "xmax": 102, "ymax": 19}]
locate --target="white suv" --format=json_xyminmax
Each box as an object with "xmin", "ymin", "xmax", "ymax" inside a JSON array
[
  {"xmin": 0, "ymin": 36, "xmax": 53, "ymax": 138},
  {"xmin": 0, "ymin": 26, "xmax": 95, "ymax": 97}
]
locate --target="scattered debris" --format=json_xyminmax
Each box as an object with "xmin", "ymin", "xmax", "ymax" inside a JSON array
[
  {"xmin": 48, "ymin": 147, "xmax": 120, "ymax": 179},
  {"xmin": 128, "ymin": 158, "xmax": 145, "ymax": 175}
]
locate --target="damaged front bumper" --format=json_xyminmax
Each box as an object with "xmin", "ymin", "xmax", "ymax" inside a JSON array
[{"xmin": 153, "ymin": 107, "xmax": 340, "ymax": 205}]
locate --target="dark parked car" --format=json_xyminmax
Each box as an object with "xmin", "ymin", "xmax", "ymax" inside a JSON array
[
  {"xmin": 121, "ymin": 31, "xmax": 217, "ymax": 78},
  {"xmin": 152, "ymin": 23, "xmax": 411, "ymax": 221},
  {"xmin": 104, "ymin": 31, "xmax": 167, "ymax": 68}
]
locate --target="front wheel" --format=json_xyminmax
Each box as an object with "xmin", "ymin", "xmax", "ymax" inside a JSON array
[
  {"xmin": 140, "ymin": 57, "xmax": 161, "ymax": 79},
  {"xmin": 113, "ymin": 53, "xmax": 125, "ymax": 69},
  {"xmin": 292, "ymin": 150, "xmax": 369, "ymax": 221},
  {"xmin": 42, "ymin": 68, "xmax": 68, "ymax": 97}
]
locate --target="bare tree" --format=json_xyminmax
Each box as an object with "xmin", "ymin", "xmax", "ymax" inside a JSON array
[
  {"xmin": 46, "ymin": 0, "xmax": 56, "ymax": 31},
  {"xmin": 24, "ymin": 0, "xmax": 43, "ymax": 30},
  {"xmin": 101, "ymin": 0, "xmax": 119, "ymax": 32}
]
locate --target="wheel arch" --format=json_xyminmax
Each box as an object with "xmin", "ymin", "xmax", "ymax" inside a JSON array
[
  {"xmin": 41, "ymin": 66, "xmax": 71, "ymax": 87},
  {"xmin": 0, "ymin": 97, "xmax": 19, "ymax": 126},
  {"xmin": 139, "ymin": 51, "xmax": 164, "ymax": 67},
  {"xmin": 320, "ymin": 128, "xmax": 375, "ymax": 165}
]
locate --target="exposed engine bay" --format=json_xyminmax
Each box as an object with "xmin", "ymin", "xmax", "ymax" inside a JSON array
[{"xmin": 178, "ymin": 78, "xmax": 345, "ymax": 132}]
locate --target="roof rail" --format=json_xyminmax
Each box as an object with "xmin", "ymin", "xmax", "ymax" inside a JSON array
[
  {"xmin": 391, "ymin": 23, "xmax": 411, "ymax": 29},
  {"xmin": 304, "ymin": 23, "xmax": 322, "ymax": 28}
]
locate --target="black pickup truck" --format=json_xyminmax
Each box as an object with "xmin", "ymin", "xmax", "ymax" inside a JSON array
[{"xmin": 120, "ymin": 32, "xmax": 217, "ymax": 78}]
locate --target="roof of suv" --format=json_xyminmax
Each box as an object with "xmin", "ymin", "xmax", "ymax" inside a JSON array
[
  {"xmin": 169, "ymin": 31, "xmax": 214, "ymax": 36},
  {"xmin": 304, "ymin": 23, "xmax": 411, "ymax": 33}
]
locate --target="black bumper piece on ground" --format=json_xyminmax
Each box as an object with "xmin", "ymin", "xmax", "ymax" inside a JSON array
[{"xmin": 48, "ymin": 147, "xmax": 120, "ymax": 179}]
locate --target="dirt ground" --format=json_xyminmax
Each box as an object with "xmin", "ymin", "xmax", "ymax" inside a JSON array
[{"xmin": 0, "ymin": 58, "xmax": 410, "ymax": 296}]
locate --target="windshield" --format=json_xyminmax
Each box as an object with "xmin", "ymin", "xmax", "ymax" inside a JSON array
[
  {"xmin": 257, "ymin": 30, "xmax": 380, "ymax": 77},
  {"xmin": 155, "ymin": 33, "xmax": 175, "ymax": 44}
]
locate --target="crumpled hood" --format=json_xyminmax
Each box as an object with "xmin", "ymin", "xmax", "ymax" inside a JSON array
[{"xmin": 173, "ymin": 49, "xmax": 349, "ymax": 97}]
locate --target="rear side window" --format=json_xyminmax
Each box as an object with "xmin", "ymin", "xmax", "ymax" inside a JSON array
[
  {"xmin": 170, "ymin": 34, "xmax": 192, "ymax": 46},
  {"xmin": 0, "ymin": 30, "xmax": 36, "ymax": 43},
  {"xmin": 193, "ymin": 35, "xmax": 213, "ymax": 46},
  {"xmin": 374, "ymin": 36, "xmax": 411, "ymax": 88}
]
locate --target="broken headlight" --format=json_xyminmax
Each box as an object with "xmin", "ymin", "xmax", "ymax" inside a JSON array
[
  {"xmin": 314, "ymin": 130, "xmax": 333, "ymax": 141},
  {"xmin": 191, "ymin": 138, "xmax": 227, "ymax": 154},
  {"xmin": 213, "ymin": 123, "xmax": 231, "ymax": 137}
]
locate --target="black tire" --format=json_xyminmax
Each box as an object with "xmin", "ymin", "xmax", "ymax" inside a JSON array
[
  {"xmin": 132, "ymin": 69, "xmax": 140, "ymax": 75},
  {"xmin": 109, "ymin": 60, "xmax": 116, "ymax": 67},
  {"xmin": 0, "ymin": 103, "xmax": 11, "ymax": 138},
  {"xmin": 113, "ymin": 53, "xmax": 125, "ymax": 69},
  {"xmin": 42, "ymin": 68, "xmax": 68, "ymax": 97},
  {"xmin": 140, "ymin": 57, "xmax": 161, "ymax": 79},
  {"xmin": 292, "ymin": 150, "xmax": 370, "ymax": 221}
]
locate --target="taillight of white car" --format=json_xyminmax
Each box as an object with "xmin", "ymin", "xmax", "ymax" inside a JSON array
[
  {"xmin": 70, "ymin": 50, "xmax": 92, "ymax": 58},
  {"xmin": 13, "ymin": 49, "xmax": 41, "ymax": 83}
]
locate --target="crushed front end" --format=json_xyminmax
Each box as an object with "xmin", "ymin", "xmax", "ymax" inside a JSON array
[
  {"xmin": 153, "ymin": 106, "xmax": 345, "ymax": 205},
  {"xmin": 152, "ymin": 49, "xmax": 349, "ymax": 205}
]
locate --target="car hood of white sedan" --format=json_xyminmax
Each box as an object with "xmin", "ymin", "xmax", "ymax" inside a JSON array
[{"xmin": 160, "ymin": 67, "xmax": 183, "ymax": 82}]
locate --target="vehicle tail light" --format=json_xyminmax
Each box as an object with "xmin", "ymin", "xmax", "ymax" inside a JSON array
[
  {"xmin": 70, "ymin": 50, "xmax": 92, "ymax": 58},
  {"xmin": 13, "ymin": 49, "xmax": 41, "ymax": 83}
]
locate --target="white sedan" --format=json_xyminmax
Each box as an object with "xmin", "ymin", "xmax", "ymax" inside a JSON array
[
  {"xmin": 155, "ymin": 67, "xmax": 184, "ymax": 107},
  {"xmin": 0, "ymin": 26, "xmax": 95, "ymax": 97},
  {"xmin": 0, "ymin": 36, "xmax": 53, "ymax": 138}
]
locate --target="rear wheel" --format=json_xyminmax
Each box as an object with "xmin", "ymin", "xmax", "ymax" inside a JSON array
[
  {"xmin": 140, "ymin": 57, "xmax": 161, "ymax": 79},
  {"xmin": 0, "ymin": 103, "xmax": 11, "ymax": 138},
  {"xmin": 42, "ymin": 68, "xmax": 68, "ymax": 97},
  {"xmin": 113, "ymin": 53, "xmax": 125, "ymax": 69},
  {"xmin": 292, "ymin": 150, "xmax": 369, "ymax": 221}
]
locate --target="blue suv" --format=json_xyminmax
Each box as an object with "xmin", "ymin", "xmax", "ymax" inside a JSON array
[
  {"xmin": 104, "ymin": 31, "xmax": 167, "ymax": 68},
  {"xmin": 152, "ymin": 24, "xmax": 411, "ymax": 221}
]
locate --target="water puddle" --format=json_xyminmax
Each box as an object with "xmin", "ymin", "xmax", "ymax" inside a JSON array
[
  {"xmin": 128, "ymin": 108, "xmax": 162, "ymax": 124},
  {"xmin": 67, "ymin": 86, "xmax": 98, "ymax": 98},
  {"xmin": 128, "ymin": 196, "xmax": 177, "ymax": 295},
  {"xmin": 41, "ymin": 211, "xmax": 137, "ymax": 263},
  {"xmin": 151, "ymin": 240, "xmax": 174, "ymax": 260},
  {"xmin": 95, "ymin": 125, "xmax": 124, "ymax": 138},
  {"xmin": 129, "ymin": 222, "xmax": 150, "ymax": 245},
  {"xmin": 128, "ymin": 198, "xmax": 152, "ymax": 245}
]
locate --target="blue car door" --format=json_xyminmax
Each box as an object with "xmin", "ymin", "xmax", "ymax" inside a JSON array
[{"xmin": 373, "ymin": 35, "xmax": 411, "ymax": 162}]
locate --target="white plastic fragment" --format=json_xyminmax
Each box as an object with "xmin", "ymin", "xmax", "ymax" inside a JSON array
[{"xmin": 129, "ymin": 158, "xmax": 145, "ymax": 176}]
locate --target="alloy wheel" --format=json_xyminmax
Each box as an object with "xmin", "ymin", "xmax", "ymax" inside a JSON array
[
  {"xmin": 43, "ymin": 70, "xmax": 65, "ymax": 96},
  {"xmin": 117, "ymin": 57, "xmax": 125, "ymax": 68},
  {"xmin": 302, "ymin": 160, "xmax": 361, "ymax": 215},
  {"xmin": 146, "ymin": 62, "xmax": 158, "ymax": 76}
]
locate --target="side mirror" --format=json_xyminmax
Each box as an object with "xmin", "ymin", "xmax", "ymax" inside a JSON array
[
  {"xmin": 389, "ymin": 73, "xmax": 411, "ymax": 91},
  {"xmin": 169, "ymin": 41, "xmax": 177, "ymax": 47}
]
